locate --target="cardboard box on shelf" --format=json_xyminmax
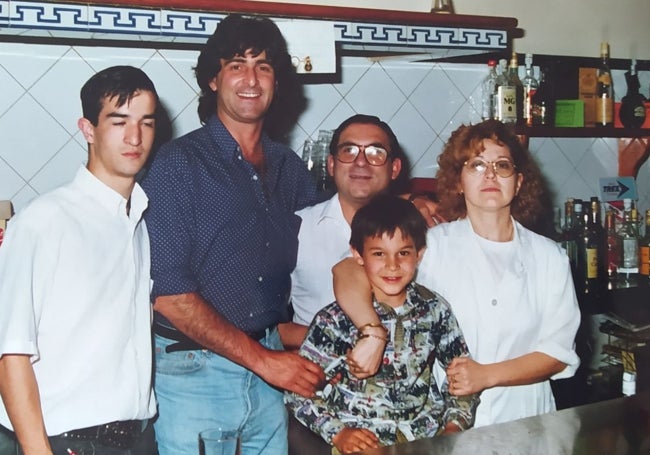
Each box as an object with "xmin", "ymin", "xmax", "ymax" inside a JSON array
[{"xmin": 579, "ymin": 67, "xmax": 597, "ymax": 127}]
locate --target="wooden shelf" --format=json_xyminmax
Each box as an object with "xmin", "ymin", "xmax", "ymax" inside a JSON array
[
  {"xmin": 515, "ymin": 126, "xmax": 650, "ymax": 138},
  {"xmin": 66, "ymin": 0, "xmax": 519, "ymax": 29}
]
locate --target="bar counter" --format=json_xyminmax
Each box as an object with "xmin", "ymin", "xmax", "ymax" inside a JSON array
[{"xmin": 359, "ymin": 392, "xmax": 650, "ymax": 454}]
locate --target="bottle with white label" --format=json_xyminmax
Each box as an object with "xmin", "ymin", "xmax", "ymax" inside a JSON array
[
  {"xmin": 617, "ymin": 199, "xmax": 640, "ymax": 288},
  {"xmin": 496, "ymin": 52, "xmax": 523, "ymax": 124}
]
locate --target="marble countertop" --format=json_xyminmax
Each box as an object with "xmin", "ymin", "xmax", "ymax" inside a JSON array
[{"xmin": 359, "ymin": 392, "xmax": 650, "ymax": 455}]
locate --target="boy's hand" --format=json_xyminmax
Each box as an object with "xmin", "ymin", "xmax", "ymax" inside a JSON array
[
  {"xmin": 439, "ymin": 421, "xmax": 462, "ymax": 435},
  {"xmin": 332, "ymin": 427, "xmax": 380, "ymax": 454}
]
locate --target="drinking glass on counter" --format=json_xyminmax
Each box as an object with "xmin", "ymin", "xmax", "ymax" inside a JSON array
[{"xmin": 198, "ymin": 428, "xmax": 240, "ymax": 455}]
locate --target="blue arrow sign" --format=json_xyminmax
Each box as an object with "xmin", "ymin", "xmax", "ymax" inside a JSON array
[{"xmin": 599, "ymin": 177, "xmax": 637, "ymax": 202}]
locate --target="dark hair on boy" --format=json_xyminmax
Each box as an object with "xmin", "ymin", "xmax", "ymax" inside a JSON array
[
  {"xmin": 194, "ymin": 14, "xmax": 306, "ymax": 140},
  {"xmin": 80, "ymin": 65, "xmax": 159, "ymax": 126},
  {"xmin": 350, "ymin": 194, "xmax": 427, "ymax": 254}
]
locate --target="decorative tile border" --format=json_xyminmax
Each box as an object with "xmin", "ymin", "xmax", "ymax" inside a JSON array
[{"xmin": 1, "ymin": 1, "xmax": 506, "ymax": 51}]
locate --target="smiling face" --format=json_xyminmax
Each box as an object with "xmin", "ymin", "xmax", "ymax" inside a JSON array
[
  {"xmin": 78, "ymin": 90, "xmax": 156, "ymax": 197},
  {"xmin": 209, "ymin": 49, "xmax": 276, "ymax": 128},
  {"xmin": 328, "ymin": 123, "xmax": 401, "ymax": 211},
  {"xmin": 460, "ymin": 139, "xmax": 523, "ymax": 217},
  {"xmin": 352, "ymin": 229, "xmax": 423, "ymax": 308}
]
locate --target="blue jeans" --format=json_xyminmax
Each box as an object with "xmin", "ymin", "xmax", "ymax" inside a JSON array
[{"xmin": 153, "ymin": 328, "xmax": 288, "ymax": 455}]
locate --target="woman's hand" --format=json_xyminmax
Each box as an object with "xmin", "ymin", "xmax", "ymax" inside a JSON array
[
  {"xmin": 332, "ymin": 427, "xmax": 380, "ymax": 454},
  {"xmin": 446, "ymin": 356, "xmax": 490, "ymax": 396}
]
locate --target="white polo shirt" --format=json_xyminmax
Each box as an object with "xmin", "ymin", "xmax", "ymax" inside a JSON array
[{"xmin": 0, "ymin": 166, "xmax": 156, "ymax": 435}]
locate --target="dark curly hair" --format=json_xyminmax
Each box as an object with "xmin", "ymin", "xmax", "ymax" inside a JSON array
[
  {"xmin": 193, "ymin": 14, "xmax": 306, "ymax": 140},
  {"xmin": 435, "ymin": 120, "xmax": 547, "ymax": 229}
]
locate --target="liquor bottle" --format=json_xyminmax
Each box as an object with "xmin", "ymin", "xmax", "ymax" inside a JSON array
[
  {"xmin": 532, "ymin": 65, "xmax": 555, "ymax": 126},
  {"xmin": 639, "ymin": 209, "xmax": 650, "ymax": 285},
  {"xmin": 619, "ymin": 59, "xmax": 647, "ymax": 128},
  {"xmin": 617, "ymin": 199, "xmax": 639, "ymax": 288},
  {"xmin": 481, "ymin": 59, "xmax": 498, "ymax": 120},
  {"xmin": 595, "ymin": 42, "xmax": 614, "ymax": 127},
  {"xmin": 561, "ymin": 198, "xmax": 578, "ymax": 270},
  {"xmin": 496, "ymin": 52, "xmax": 523, "ymax": 124},
  {"xmin": 604, "ymin": 209, "xmax": 621, "ymax": 290},
  {"xmin": 576, "ymin": 199, "xmax": 601, "ymax": 301},
  {"xmin": 522, "ymin": 53, "xmax": 539, "ymax": 126}
]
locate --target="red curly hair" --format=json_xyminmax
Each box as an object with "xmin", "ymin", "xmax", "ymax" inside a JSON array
[{"xmin": 435, "ymin": 120, "xmax": 547, "ymax": 229}]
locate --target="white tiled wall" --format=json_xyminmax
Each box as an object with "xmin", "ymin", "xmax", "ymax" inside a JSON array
[{"xmin": 1, "ymin": 41, "xmax": 649, "ymax": 220}]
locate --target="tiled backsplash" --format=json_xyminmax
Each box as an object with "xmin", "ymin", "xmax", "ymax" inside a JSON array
[{"xmin": 1, "ymin": 41, "xmax": 649, "ymax": 220}]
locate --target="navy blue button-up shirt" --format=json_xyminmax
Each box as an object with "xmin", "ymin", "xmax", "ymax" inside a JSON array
[{"xmin": 142, "ymin": 115, "xmax": 319, "ymax": 332}]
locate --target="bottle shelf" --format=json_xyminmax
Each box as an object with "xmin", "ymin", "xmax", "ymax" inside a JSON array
[{"xmin": 515, "ymin": 126, "xmax": 650, "ymax": 138}]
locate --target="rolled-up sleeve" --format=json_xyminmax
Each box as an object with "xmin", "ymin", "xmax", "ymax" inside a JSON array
[{"xmin": 537, "ymin": 247, "xmax": 581, "ymax": 379}]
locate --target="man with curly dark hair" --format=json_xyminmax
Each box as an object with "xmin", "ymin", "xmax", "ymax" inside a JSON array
[{"xmin": 141, "ymin": 14, "xmax": 325, "ymax": 455}]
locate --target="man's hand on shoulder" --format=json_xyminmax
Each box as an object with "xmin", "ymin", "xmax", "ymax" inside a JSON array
[{"xmin": 257, "ymin": 350, "xmax": 325, "ymax": 397}]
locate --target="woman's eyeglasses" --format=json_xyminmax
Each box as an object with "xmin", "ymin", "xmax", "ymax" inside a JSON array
[
  {"xmin": 463, "ymin": 157, "xmax": 516, "ymax": 178},
  {"xmin": 336, "ymin": 144, "xmax": 390, "ymax": 166}
]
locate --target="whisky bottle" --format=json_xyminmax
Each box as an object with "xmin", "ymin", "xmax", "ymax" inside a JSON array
[
  {"xmin": 604, "ymin": 209, "xmax": 621, "ymax": 290},
  {"xmin": 595, "ymin": 42, "xmax": 614, "ymax": 127},
  {"xmin": 522, "ymin": 53, "xmax": 539, "ymax": 126},
  {"xmin": 617, "ymin": 199, "xmax": 639, "ymax": 288},
  {"xmin": 496, "ymin": 52, "xmax": 523, "ymax": 124},
  {"xmin": 576, "ymin": 199, "xmax": 600, "ymax": 300}
]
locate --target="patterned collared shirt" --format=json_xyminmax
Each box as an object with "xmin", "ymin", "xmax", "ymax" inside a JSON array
[{"xmin": 285, "ymin": 282, "xmax": 479, "ymax": 446}]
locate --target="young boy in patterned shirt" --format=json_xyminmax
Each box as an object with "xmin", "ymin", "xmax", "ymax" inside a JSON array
[{"xmin": 285, "ymin": 194, "xmax": 479, "ymax": 454}]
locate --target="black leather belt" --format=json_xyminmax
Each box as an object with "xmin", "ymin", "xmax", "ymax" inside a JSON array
[
  {"xmin": 154, "ymin": 324, "xmax": 274, "ymax": 353},
  {"xmin": 59, "ymin": 420, "xmax": 145, "ymax": 450}
]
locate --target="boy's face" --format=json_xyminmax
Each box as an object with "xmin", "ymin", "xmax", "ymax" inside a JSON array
[
  {"xmin": 79, "ymin": 90, "xmax": 157, "ymax": 192},
  {"xmin": 351, "ymin": 229, "xmax": 424, "ymax": 308}
]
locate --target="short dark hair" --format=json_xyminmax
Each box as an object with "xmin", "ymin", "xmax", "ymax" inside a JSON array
[
  {"xmin": 329, "ymin": 114, "xmax": 404, "ymax": 162},
  {"xmin": 80, "ymin": 65, "xmax": 158, "ymax": 126},
  {"xmin": 194, "ymin": 14, "xmax": 305, "ymax": 139},
  {"xmin": 350, "ymin": 194, "xmax": 427, "ymax": 254}
]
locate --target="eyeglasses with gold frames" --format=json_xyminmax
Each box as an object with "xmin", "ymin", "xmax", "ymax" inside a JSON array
[{"xmin": 463, "ymin": 157, "xmax": 516, "ymax": 178}]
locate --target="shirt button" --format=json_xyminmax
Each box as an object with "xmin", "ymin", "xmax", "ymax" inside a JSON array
[
  {"xmin": 265, "ymin": 242, "xmax": 270, "ymax": 247},
  {"xmin": 252, "ymin": 175, "xmax": 258, "ymax": 181},
  {"xmin": 258, "ymin": 276, "xmax": 263, "ymax": 282},
  {"xmin": 237, "ymin": 155, "xmax": 242, "ymax": 160},
  {"xmin": 491, "ymin": 298, "xmax": 497, "ymax": 306}
]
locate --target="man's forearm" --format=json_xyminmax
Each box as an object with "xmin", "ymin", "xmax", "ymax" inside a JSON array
[
  {"xmin": 278, "ymin": 322, "xmax": 308, "ymax": 351},
  {"xmin": 0, "ymin": 355, "xmax": 51, "ymax": 455},
  {"xmin": 154, "ymin": 292, "xmax": 267, "ymax": 372},
  {"xmin": 332, "ymin": 257, "xmax": 378, "ymax": 328}
]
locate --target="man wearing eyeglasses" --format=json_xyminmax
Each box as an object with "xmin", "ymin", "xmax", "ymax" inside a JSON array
[{"xmin": 279, "ymin": 114, "xmax": 403, "ymax": 351}]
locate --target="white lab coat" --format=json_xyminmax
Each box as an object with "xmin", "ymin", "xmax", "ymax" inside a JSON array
[{"xmin": 419, "ymin": 217, "xmax": 581, "ymax": 427}]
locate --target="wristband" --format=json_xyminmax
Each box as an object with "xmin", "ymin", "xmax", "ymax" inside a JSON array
[
  {"xmin": 357, "ymin": 333, "xmax": 388, "ymax": 343},
  {"xmin": 358, "ymin": 322, "xmax": 388, "ymax": 334}
]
